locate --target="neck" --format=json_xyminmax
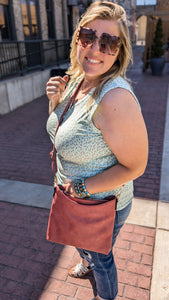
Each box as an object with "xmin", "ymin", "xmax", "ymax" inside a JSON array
[{"xmin": 81, "ymin": 78, "xmax": 98, "ymax": 93}]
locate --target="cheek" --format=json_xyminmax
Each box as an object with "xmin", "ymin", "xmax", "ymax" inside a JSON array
[
  {"xmin": 77, "ymin": 46, "xmax": 85, "ymax": 64},
  {"xmin": 104, "ymin": 56, "xmax": 117, "ymax": 68},
  {"xmin": 106, "ymin": 48, "xmax": 120, "ymax": 67}
]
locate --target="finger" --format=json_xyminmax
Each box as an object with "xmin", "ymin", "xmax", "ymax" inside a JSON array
[
  {"xmin": 49, "ymin": 76, "xmax": 65, "ymax": 84},
  {"xmin": 46, "ymin": 91, "xmax": 58, "ymax": 97},
  {"xmin": 46, "ymin": 86, "xmax": 60, "ymax": 92},
  {"xmin": 50, "ymin": 75, "xmax": 69, "ymax": 86},
  {"xmin": 46, "ymin": 90, "xmax": 60, "ymax": 98},
  {"xmin": 47, "ymin": 80, "xmax": 66, "ymax": 93},
  {"xmin": 62, "ymin": 184, "xmax": 68, "ymax": 193},
  {"xmin": 47, "ymin": 75, "xmax": 69, "ymax": 89},
  {"xmin": 46, "ymin": 80, "xmax": 60, "ymax": 86},
  {"xmin": 63, "ymin": 75, "xmax": 69, "ymax": 84},
  {"xmin": 49, "ymin": 75, "xmax": 62, "ymax": 81}
]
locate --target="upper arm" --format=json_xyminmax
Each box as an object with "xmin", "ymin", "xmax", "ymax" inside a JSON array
[{"xmin": 93, "ymin": 88, "xmax": 148, "ymax": 173}]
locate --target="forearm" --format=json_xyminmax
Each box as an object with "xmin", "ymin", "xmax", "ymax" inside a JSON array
[
  {"xmin": 62, "ymin": 163, "xmax": 145, "ymax": 198},
  {"xmin": 85, "ymin": 163, "xmax": 145, "ymax": 194}
]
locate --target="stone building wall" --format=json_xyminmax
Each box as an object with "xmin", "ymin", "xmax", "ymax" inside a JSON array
[
  {"xmin": 156, "ymin": 0, "xmax": 169, "ymax": 11},
  {"xmin": 62, "ymin": 0, "xmax": 69, "ymax": 38},
  {"xmin": 38, "ymin": 0, "xmax": 48, "ymax": 40},
  {"xmin": 12, "ymin": 0, "xmax": 24, "ymax": 41},
  {"xmin": 53, "ymin": 0, "xmax": 65, "ymax": 39},
  {"xmin": 72, "ymin": 6, "xmax": 80, "ymax": 32}
]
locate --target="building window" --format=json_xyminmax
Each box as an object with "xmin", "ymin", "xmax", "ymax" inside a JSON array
[
  {"xmin": 0, "ymin": 1, "xmax": 12, "ymax": 40},
  {"xmin": 21, "ymin": 0, "xmax": 39, "ymax": 39},
  {"xmin": 46, "ymin": 0, "xmax": 55, "ymax": 39}
]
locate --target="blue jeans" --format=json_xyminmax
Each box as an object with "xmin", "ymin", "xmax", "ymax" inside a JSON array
[{"xmin": 77, "ymin": 201, "xmax": 132, "ymax": 300}]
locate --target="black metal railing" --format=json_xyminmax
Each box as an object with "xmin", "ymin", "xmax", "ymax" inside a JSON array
[{"xmin": 0, "ymin": 39, "xmax": 71, "ymax": 80}]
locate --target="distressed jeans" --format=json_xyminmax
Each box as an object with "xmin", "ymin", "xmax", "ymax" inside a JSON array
[{"xmin": 77, "ymin": 201, "xmax": 132, "ymax": 300}]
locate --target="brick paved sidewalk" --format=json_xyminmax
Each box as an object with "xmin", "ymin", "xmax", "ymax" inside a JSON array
[{"xmin": 0, "ymin": 201, "xmax": 155, "ymax": 300}]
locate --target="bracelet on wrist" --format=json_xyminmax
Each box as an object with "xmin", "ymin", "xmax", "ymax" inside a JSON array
[{"xmin": 74, "ymin": 179, "xmax": 90, "ymax": 198}]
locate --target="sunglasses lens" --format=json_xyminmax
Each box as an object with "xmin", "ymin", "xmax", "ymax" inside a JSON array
[
  {"xmin": 78, "ymin": 27, "xmax": 96, "ymax": 48},
  {"xmin": 100, "ymin": 33, "xmax": 120, "ymax": 55}
]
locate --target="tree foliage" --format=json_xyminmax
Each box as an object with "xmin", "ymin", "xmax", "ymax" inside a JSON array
[{"xmin": 151, "ymin": 18, "xmax": 164, "ymax": 58}]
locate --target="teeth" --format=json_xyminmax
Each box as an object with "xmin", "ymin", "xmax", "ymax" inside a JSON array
[{"xmin": 87, "ymin": 58, "xmax": 100, "ymax": 64}]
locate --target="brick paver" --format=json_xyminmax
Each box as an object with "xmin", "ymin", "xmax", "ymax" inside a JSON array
[
  {"xmin": 0, "ymin": 201, "xmax": 155, "ymax": 300},
  {"xmin": 0, "ymin": 96, "xmax": 53, "ymax": 186},
  {"xmin": 130, "ymin": 72, "xmax": 169, "ymax": 199}
]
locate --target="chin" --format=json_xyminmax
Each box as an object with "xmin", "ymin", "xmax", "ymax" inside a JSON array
[{"xmin": 84, "ymin": 69, "xmax": 103, "ymax": 78}]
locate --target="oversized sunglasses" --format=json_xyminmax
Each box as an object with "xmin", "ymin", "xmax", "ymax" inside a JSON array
[{"xmin": 77, "ymin": 26, "xmax": 121, "ymax": 56}]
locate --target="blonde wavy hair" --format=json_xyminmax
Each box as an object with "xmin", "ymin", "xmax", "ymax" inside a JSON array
[{"xmin": 67, "ymin": 1, "xmax": 133, "ymax": 102}]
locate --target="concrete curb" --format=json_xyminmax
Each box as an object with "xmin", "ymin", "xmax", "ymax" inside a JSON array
[
  {"xmin": 160, "ymin": 84, "xmax": 169, "ymax": 202},
  {"xmin": 0, "ymin": 179, "xmax": 53, "ymax": 209}
]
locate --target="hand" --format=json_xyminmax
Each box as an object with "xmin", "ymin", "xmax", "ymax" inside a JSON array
[
  {"xmin": 46, "ymin": 75, "xmax": 69, "ymax": 114},
  {"xmin": 62, "ymin": 182, "xmax": 79, "ymax": 198}
]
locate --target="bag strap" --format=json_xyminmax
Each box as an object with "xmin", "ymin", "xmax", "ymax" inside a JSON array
[{"xmin": 50, "ymin": 79, "xmax": 84, "ymax": 173}]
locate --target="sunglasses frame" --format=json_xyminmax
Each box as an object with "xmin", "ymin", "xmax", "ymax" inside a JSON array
[{"xmin": 76, "ymin": 26, "xmax": 121, "ymax": 56}]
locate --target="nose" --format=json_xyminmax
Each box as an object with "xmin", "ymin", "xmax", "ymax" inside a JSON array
[{"xmin": 90, "ymin": 38, "xmax": 100, "ymax": 53}]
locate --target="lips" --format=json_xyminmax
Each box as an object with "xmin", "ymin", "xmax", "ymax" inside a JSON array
[{"xmin": 86, "ymin": 57, "xmax": 102, "ymax": 64}]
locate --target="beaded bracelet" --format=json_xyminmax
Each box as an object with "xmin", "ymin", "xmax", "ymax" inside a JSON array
[{"xmin": 74, "ymin": 179, "xmax": 90, "ymax": 198}]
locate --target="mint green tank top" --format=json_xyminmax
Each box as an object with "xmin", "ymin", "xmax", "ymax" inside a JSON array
[{"xmin": 46, "ymin": 75, "xmax": 140, "ymax": 210}]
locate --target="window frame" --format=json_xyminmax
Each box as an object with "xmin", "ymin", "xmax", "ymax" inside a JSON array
[
  {"xmin": 21, "ymin": 0, "xmax": 40, "ymax": 40},
  {"xmin": 0, "ymin": 1, "xmax": 15, "ymax": 40}
]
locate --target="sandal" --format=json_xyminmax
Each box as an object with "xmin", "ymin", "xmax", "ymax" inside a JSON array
[{"xmin": 68, "ymin": 262, "xmax": 92, "ymax": 278}]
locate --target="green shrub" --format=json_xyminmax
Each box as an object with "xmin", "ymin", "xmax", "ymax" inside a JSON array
[{"xmin": 151, "ymin": 18, "xmax": 164, "ymax": 58}]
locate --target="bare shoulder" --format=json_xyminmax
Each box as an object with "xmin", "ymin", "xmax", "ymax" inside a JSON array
[
  {"xmin": 101, "ymin": 87, "xmax": 140, "ymax": 114},
  {"xmin": 93, "ymin": 87, "xmax": 142, "ymax": 130}
]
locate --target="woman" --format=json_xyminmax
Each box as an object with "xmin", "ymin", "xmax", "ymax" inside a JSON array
[{"xmin": 46, "ymin": 1, "xmax": 148, "ymax": 300}]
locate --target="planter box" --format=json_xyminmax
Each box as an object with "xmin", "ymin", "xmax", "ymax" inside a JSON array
[{"xmin": 150, "ymin": 57, "xmax": 165, "ymax": 76}]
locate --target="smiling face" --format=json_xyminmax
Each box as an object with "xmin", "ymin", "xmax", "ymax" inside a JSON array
[{"xmin": 76, "ymin": 19, "xmax": 121, "ymax": 84}]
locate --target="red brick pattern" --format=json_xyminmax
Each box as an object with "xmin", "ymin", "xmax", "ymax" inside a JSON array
[
  {"xmin": 0, "ymin": 201, "xmax": 155, "ymax": 300},
  {"xmin": 115, "ymin": 224, "xmax": 155, "ymax": 300},
  {"xmin": 0, "ymin": 96, "xmax": 53, "ymax": 186},
  {"xmin": 132, "ymin": 73, "xmax": 168, "ymax": 200}
]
